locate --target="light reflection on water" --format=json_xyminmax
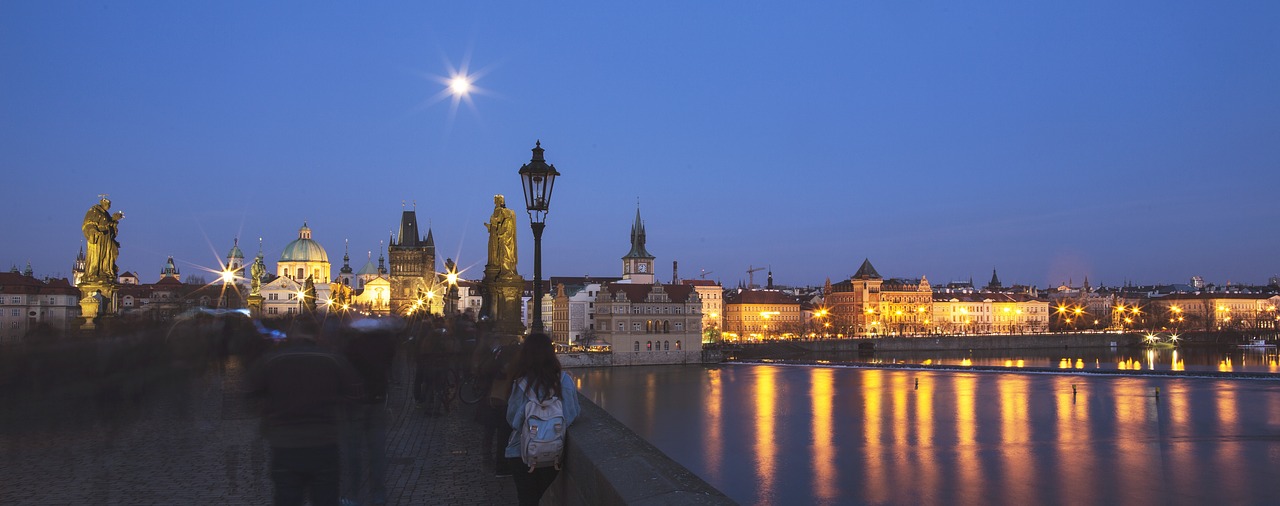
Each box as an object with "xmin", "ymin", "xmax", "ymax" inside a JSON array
[{"xmin": 576, "ymin": 364, "xmax": 1280, "ymax": 506}]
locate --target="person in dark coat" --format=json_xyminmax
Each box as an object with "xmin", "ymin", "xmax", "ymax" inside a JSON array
[
  {"xmin": 341, "ymin": 318, "xmax": 398, "ymax": 506},
  {"xmin": 247, "ymin": 320, "xmax": 363, "ymax": 506}
]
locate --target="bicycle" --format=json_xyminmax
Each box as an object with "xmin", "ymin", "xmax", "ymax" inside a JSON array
[{"xmin": 457, "ymin": 367, "xmax": 486, "ymax": 405}]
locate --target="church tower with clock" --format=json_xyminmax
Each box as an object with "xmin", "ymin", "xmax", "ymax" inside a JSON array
[{"xmin": 621, "ymin": 207, "xmax": 655, "ymax": 284}]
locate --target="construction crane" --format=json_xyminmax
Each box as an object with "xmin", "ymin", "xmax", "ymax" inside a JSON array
[
  {"xmin": 699, "ymin": 269, "xmax": 713, "ymax": 279},
  {"xmin": 746, "ymin": 265, "xmax": 765, "ymax": 289}
]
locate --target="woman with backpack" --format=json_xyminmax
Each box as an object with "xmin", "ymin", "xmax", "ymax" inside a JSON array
[{"xmin": 504, "ymin": 333, "xmax": 581, "ymax": 505}]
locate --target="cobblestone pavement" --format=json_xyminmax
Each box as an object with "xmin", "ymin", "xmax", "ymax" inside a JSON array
[{"xmin": 0, "ymin": 354, "xmax": 515, "ymax": 506}]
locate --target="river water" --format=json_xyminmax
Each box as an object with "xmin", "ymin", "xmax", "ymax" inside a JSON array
[{"xmin": 575, "ymin": 363, "xmax": 1280, "ymax": 506}]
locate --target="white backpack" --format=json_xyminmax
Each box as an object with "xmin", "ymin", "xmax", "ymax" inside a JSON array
[{"xmin": 517, "ymin": 380, "xmax": 566, "ymax": 471}]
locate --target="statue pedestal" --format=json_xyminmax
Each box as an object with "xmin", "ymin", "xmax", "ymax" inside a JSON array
[
  {"xmin": 483, "ymin": 269, "xmax": 526, "ymax": 336},
  {"xmin": 247, "ymin": 294, "xmax": 264, "ymax": 318},
  {"xmin": 78, "ymin": 281, "xmax": 117, "ymax": 331}
]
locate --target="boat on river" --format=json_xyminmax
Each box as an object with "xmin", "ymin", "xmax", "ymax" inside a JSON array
[{"xmin": 1237, "ymin": 339, "xmax": 1276, "ymax": 349}]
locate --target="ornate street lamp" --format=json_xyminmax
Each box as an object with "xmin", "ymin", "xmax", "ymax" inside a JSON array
[{"xmin": 518, "ymin": 140, "xmax": 560, "ymax": 333}]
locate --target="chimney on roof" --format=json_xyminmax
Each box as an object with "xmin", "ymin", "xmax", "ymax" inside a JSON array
[{"xmin": 672, "ymin": 260, "xmax": 679, "ymax": 284}]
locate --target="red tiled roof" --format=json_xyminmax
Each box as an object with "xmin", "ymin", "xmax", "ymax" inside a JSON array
[
  {"xmin": 603, "ymin": 283, "xmax": 695, "ymax": 303},
  {"xmin": 727, "ymin": 289, "xmax": 798, "ymax": 305},
  {"xmin": 0, "ymin": 273, "xmax": 79, "ymax": 295}
]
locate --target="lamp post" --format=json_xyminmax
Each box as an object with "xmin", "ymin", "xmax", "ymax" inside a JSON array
[
  {"xmin": 518, "ymin": 141, "xmax": 560, "ymax": 334},
  {"xmin": 445, "ymin": 258, "xmax": 459, "ymax": 315}
]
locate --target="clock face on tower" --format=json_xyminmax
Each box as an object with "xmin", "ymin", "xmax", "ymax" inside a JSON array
[{"xmin": 638, "ymin": 263, "xmax": 647, "ymax": 273}]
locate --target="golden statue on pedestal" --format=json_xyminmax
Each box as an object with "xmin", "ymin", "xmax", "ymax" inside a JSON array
[
  {"xmin": 485, "ymin": 194, "xmax": 518, "ymax": 278},
  {"xmin": 82, "ymin": 196, "xmax": 124, "ymax": 283}
]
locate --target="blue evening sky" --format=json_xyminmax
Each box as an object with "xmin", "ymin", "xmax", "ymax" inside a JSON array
[{"xmin": 3, "ymin": 1, "xmax": 1278, "ymax": 289}]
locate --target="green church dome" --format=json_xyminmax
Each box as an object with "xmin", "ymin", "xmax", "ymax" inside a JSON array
[{"xmin": 280, "ymin": 223, "xmax": 329, "ymax": 263}]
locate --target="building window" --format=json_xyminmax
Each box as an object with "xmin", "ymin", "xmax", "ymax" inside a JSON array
[
  {"xmin": 268, "ymin": 307, "xmax": 278, "ymax": 315},
  {"xmin": 676, "ymin": 340, "xmax": 682, "ymax": 350},
  {"xmin": 9, "ymin": 297, "xmax": 18, "ymax": 304},
  {"xmin": 10, "ymin": 309, "xmax": 18, "ymax": 317},
  {"xmin": 646, "ymin": 340, "xmax": 652, "ymax": 351},
  {"xmin": 633, "ymin": 322, "xmax": 642, "ymax": 331},
  {"xmin": 634, "ymin": 341, "xmax": 639, "ymax": 352},
  {"xmin": 663, "ymin": 340, "xmax": 669, "ymax": 351},
  {"xmin": 618, "ymin": 322, "xmax": 624, "ymax": 331}
]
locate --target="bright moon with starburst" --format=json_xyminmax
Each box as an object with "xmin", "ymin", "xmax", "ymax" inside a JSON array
[{"xmin": 417, "ymin": 55, "xmax": 494, "ymax": 126}]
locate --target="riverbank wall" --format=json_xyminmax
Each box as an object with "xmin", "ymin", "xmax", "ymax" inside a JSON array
[{"xmin": 546, "ymin": 394, "xmax": 738, "ymax": 505}]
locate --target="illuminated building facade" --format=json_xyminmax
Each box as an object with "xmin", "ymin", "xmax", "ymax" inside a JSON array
[
  {"xmin": 1150, "ymin": 293, "xmax": 1280, "ymax": 332},
  {"xmin": 932, "ymin": 293, "xmax": 1049, "ymax": 334},
  {"xmin": 723, "ymin": 288, "xmax": 801, "ymax": 341},
  {"xmin": 826, "ymin": 259, "xmax": 931, "ymax": 336},
  {"xmin": 682, "ymin": 279, "xmax": 723, "ymax": 341}
]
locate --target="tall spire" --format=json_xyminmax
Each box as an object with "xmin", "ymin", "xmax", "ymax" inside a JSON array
[
  {"xmin": 623, "ymin": 206, "xmax": 653, "ymax": 259},
  {"xmin": 425, "ymin": 228, "xmax": 436, "ymax": 257},
  {"xmin": 378, "ymin": 242, "xmax": 387, "ymax": 276},
  {"xmin": 397, "ymin": 208, "xmax": 421, "ymax": 247},
  {"xmin": 340, "ymin": 239, "xmax": 353, "ymax": 274}
]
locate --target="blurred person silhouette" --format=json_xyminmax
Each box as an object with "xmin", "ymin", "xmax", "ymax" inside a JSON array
[
  {"xmin": 248, "ymin": 319, "xmax": 363, "ymax": 506},
  {"xmin": 340, "ymin": 317, "xmax": 399, "ymax": 506},
  {"xmin": 471, "ymin": 320, "xmax": 520, "ymax": 476}
]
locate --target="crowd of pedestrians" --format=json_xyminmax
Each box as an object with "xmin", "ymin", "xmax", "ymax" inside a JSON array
[
  {"xmin": 2, "ymin": 309, "xmax": 578, "ymax": 506},
  {"xmin": 243, "ymin": 312, "xmax": 577, "ymax": 506}
]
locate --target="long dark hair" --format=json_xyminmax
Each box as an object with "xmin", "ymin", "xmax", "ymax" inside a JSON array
[{"xmin": 511, "ymin": 333, "xmax": 561, "ymax": 400}]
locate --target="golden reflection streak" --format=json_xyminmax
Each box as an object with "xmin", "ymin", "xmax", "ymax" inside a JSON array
[
  {"xmin": 705, "ymin": 368, "xmax": 723, "ymax": 483},
  {"xmin": 997, "ymin": 375, "xmax": 1032, "ymax": 503},
  {"xmin": 890, "ymin": 373, "xmax": 911, "ymax": 493},
  {"xmin": 753, "ymin": 366, "xmax": 777, "ymax": 501},
  {"xmin": 1165, "ymin": 383, "xmax": 1198, "ymax": 496},
  {"xmin": 1214, "ymin": 386, "xmax": 1243, "ymax": 495},
  {"xmin": 811, "ymin": 368, "xmax": 837, "ymax": 502},
  {"xmin": 914, "ymin": 373, "xmax": 937, "ymax": 502},
  {"xmin": 955, "ymin": 374, "xmax": 981, "ymax": 504},
  {"xmin": 862, "ymin": 369, "xmax": 887, "ymax": 504},
  {"xmin": 1113, "ymin": 379, "xmax": 1152, "ymax": 505},
  {"xmin": 644, "ymin": 373, "xmax": 657, "ymax": 435},
  {"xmin": 1056, "ymin": 377, "xmax": 1094, "ymax": 504}
]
